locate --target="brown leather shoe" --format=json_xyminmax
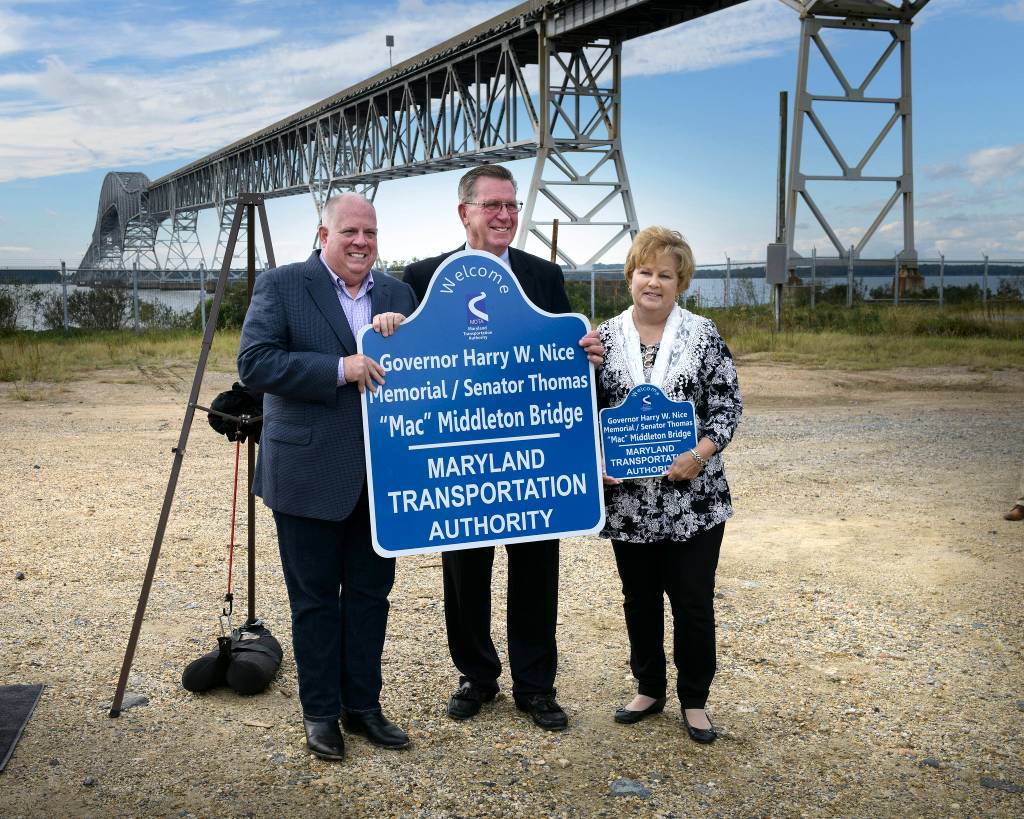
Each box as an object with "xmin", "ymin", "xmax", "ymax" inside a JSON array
[{"xmin": 1004, "ymin": 504, "xmax": 1024, "ymax": 522}]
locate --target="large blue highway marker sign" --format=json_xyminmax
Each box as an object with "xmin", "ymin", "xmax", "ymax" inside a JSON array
[
  {"xmin": 600, "ymin": 384, "xmax": 697, "ymax": 480},
  {"xmin": 358, "ymin": 251, "xmax": 604, "ymax": 556}
]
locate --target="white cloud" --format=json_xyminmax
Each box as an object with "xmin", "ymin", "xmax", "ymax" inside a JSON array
[
  {"xmin": 0, "ymin": 2, "xmax": 511, "ymax": 183},
  {"xmin": 5, "ymin": 9, "xmax": 282, "ymax": 63},
  {"xmin": 123, "ymin": 21, "xmax": 279, "ymax": 59},
  {"xmin": 0, "ymin": 0, "xmax": 803, "ymax": 185},
  {"xmin": 965, "ymin": 144, "xmax": 1024, "ymax": 185},
  {"xmin": 996, "ymin": 1, "xmax": 1024, "ymax": 22},
  {"xmin": 622, "ymin": 0, "xmax": 797, "ymax": 77},
  {"xmin": 924, "ymin": 161, "xmax": 963, "ymax": 180},
  {"xmin": 0, "ymin": 8, "xmax": 30, "ymax": 56},
  {"xmin": 914, "ymin": 210, "xmax": 1024, "ymax": 258}
]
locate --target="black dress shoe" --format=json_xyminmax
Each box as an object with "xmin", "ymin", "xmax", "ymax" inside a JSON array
[
  {"xmin": 341, "ymin": 710, "xmax": 410, "ymax": 748},
  {"xmin": 514, "ymin": 694, "xmax": 568, "ymax": 731},
  {"xmin": 614, "ymin": 696, "xmax": 667, "ymax": 725},
  {"xmin": 447, "ymin": 679, "xmax": 498, "ymax": 721},
  {"xmin": 303, "ymin": 719, "xmax": 345, "ymax": 760},
  {"xmin": 683, "ymin": 710, "xmax": 717, "ymax": 744}
]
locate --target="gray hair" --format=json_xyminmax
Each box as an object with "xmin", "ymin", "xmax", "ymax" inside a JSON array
[{"xmin": 457, "ymin": 165, "xmax": 517, "ymax": 203}]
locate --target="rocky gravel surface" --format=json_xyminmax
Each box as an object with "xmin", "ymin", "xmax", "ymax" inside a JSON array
[{"xmin": 1, "ymin": 362, "xmax": 1022, "ymax": 817}]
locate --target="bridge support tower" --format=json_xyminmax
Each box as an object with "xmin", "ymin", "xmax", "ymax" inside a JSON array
[
  {"xmin": 520, "ymin": 30, "xmax": 639, "ymax": 270},
  {"xmin": 783, "ymin": 0, "xmax": 929, "ymax": 283}
]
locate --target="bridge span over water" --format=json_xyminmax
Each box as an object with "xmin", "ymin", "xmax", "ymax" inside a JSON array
[{"xmin": 78, "ymin": 0, "xmax": 929, "ymax": 285}]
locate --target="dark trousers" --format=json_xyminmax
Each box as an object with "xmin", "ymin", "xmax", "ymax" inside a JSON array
[
  {"xmin": 273, "ymin": 489, "xmax": 395, "ymax": 721},
  {"xmin": 612, "ymin": 522, "xmax": 724, "ymax": 709},
  {"xmin": 442, "ymin": 539, "xmax": 559, "ymax": 698}
]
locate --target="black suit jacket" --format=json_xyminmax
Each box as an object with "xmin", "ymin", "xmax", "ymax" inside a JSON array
[
  {"xmin": 403, "ymin": 246, "xmax": 571, "ymax": 314},
  {"xmin": 238, "ymin": 251, "xmax": 418, "ymax": 521}
]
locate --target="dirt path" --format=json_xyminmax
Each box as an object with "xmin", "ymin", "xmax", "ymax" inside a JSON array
[{"xmin": 1, "ymin": 363, "xmax": 1022, "ymax": 817}]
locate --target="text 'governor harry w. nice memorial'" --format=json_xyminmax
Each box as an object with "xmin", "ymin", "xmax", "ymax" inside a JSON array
[{"xmin": 359, "ymin": 250, "xmax": 604, "ymax": 556}]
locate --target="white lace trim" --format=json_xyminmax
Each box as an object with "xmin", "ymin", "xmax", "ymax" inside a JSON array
[{"xmin": 611, "ymin": 304, "xmax": 709, "ymax": 393}]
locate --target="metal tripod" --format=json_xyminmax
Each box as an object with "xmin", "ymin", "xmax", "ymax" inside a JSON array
[{"xmin": 109, "ymin": 193, "xmax": 276, "ymax": 717}]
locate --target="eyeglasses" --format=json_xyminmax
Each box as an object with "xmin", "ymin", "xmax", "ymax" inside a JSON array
[{"xmin": 463, "ymin": 200, "xmax": 523, "ymax": 215}]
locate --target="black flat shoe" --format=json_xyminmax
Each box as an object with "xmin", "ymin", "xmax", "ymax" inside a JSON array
[
  {"xmin": 614, "ymin": 696, "xmax": 667, "ymax": 724},
  {"xmin": 341, "ymin": 710, "xmax": 410, "ymax": 748},
  {"xmin": 683, "ymin": 710, "xmax": 717, "ymax": 744},
  {"xmin": 303, "ymin": 718, "xmax": 345, "ymax": 760}
]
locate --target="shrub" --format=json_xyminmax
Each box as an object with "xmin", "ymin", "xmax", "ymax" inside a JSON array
[
  {"xmin": 192, "ymin": 282, "xmax": 250, "ymax": 330},
  {"xmin": 67, "ymin": 286, "xmax": 131, "ymax": 329},
  {"xmin": 141, "ymin": 300, "xmax": 192, "ymax": 329},
  {"xmin": 0, "ymin": 286, "xmax": 17, "ymax": 331},
  {"xmin": 39, "ymin": 292, "xmax": 67, "ymax": 330}
]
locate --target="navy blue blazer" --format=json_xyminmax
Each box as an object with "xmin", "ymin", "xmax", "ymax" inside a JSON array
[
  {"xmin": 238, "ymin": 251, "xmax": 418, "ymax": 522},
  {"xmin": 403, "ymin": 246, "xmax": 571, "ymax": 314}
]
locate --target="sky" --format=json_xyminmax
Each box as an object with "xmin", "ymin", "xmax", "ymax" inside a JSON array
[{"xmin": 0, "ymin": 0, "xmax": 1022, "ymax": 270}]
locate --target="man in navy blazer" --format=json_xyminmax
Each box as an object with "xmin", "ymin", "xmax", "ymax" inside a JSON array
[
  {"xmin": 403, "ymin": 165, "xmax": 603, "ymax": 731},
  {"xmin": 239, "ymin": 193, "xmax": 417, "ymax": 760}
]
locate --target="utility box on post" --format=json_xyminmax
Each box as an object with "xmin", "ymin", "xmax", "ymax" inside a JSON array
[{"xmin": 766, "ymin": 243, "xmax": 788, "ymax": 285}]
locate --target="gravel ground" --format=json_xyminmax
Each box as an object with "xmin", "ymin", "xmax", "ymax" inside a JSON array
[{"xmin": 1, "ymin": 362, "xmax": 1022, "ymax": 818}]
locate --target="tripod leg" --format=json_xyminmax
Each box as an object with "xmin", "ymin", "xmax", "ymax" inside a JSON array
[
  {"xmin": 244, "ymin": 198, "xmax": 276, "ymax": 626},
  {"xmin": 247, "ymin": 435, "xmax": 256, "ymax": 624},
  {"xmin": 109, "ymin": 202, "xmax": 247, "ymax": 717}
]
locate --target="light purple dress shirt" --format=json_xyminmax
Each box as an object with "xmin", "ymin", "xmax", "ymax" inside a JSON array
[{"xmin": 320, "ymin": 256, "xmax": 374, "ymax": 385}]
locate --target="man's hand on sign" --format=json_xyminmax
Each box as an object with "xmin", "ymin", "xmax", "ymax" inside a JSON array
[
  {"xmin": 344, "ymin": 354, "xmax": 386, "ymax": 394},
  {"xmin": 372, "ymin": 312, "xmax": 406, "ymax": 337},
  {"xmin": 578, "ymin": 330, "xmax": 604, "ymax": 368}
]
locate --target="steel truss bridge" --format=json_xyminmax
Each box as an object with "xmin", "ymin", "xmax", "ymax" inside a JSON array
[{"xmin": 78, "ymin": 0, "xmax": 930, "ymax": 285}]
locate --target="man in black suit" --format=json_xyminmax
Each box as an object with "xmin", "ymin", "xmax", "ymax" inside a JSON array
[
  {"xmin": 239, "ymin": 193, "xmax": 417, "ymax": 760},
  {"xmin": 403, "ymin": 165, "xmax": 602, "ymax": 730}
]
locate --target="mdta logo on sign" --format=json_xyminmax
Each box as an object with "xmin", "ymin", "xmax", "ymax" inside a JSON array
[
  {"xmin": 466, "ymin": 292, "xmax": 488, "ymax": 327},
  {"xmin": 358, "ymin": 250, "xmax": 604, "ymax": 556}
]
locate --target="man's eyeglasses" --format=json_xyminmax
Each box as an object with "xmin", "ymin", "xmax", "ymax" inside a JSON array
[{"xmin": 464, "ymin": 200, "xmax": 523, "ymax": 215}]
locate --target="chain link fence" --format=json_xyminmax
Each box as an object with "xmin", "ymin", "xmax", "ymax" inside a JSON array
[
  {"xmin": 565, "ymin": 257, "xmax": 1024, "ymax": 320},
  {"xmin": 0, "ymin": 266, "xmax": 253, "ymax": 332},
  {"xmin": 3, "ymin": 258, "xmax": 1023, "ymax": 331}
]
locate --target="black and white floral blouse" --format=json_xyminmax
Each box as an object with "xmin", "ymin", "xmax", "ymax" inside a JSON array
[{"xmin": 596, "ymin": 305, "xmax": 742, "ymax": 544}]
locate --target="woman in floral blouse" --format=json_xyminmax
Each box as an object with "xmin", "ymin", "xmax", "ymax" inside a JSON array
[{"xmin": 596, "ymin": 226, "xmax": 742, "ymax": 744}]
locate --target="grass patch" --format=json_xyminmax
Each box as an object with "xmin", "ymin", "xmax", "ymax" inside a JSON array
[
  {"xmin": 1, "ymin": 303, "xmax": 1022, "ymax": 383},
  {"xmin": 0, "ymin": 329, "xmax": 242, "ymax": 383},
  {"xmin": 704, "ymin": 305, "xmax": 1024, "ymax": 370},
  {"xmin": 709, "ymin": 303, "xmax": 1024, "ymax": 340},
  {"xmin": 726, "ymin": 329, "xmax": 1022, "ymax": 371}
]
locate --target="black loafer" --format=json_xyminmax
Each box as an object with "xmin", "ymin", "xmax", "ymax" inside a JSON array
[
  {"xmin": 614, "ymin": 696, "xmax": 667, "ymax": 724},
  {"xmin": 303, "ymin": 718, "xmax": 345, "ymax": 760},
  {"xmin": 514, "ymin": 694, "xmax": 568, "ymax": 731},
  {"xmin": 447, "ymin": 679, "xmax": 498, "ymax": 721},
  {"xmin": 341, "ymin": 710, "xmax": 410, "ymax": 748},
  {"xmin": 683, "ymin": 710, "xmax": 717, "ymax": 744}
]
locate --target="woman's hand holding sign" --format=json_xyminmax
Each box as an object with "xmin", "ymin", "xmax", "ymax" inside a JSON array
[{"xmin": 664, "ymin": 439, "xmax": 717, "ymax": 482}]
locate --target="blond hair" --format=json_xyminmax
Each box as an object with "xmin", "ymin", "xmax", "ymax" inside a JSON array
[{"xmin": 624, "ymin": 226, "xmax": 695, "ymax": 292}]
